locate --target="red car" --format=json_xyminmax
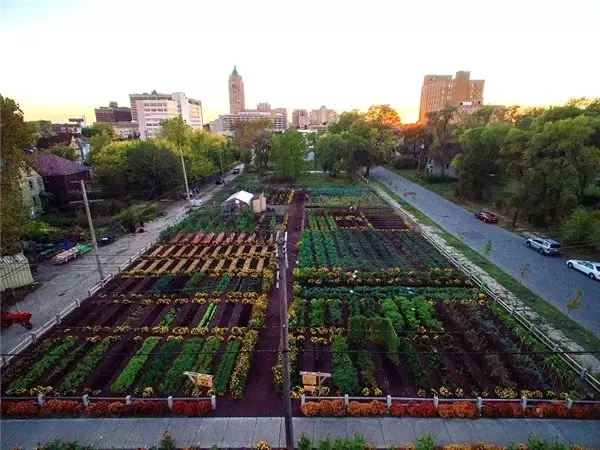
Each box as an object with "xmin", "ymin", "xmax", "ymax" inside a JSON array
[{"xmin": 475, "ymin": 210, "xmax": 498, "ymax": 224}]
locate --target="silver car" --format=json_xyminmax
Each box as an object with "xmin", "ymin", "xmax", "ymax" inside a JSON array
[{"xmin": 525, "ymin": 237, "xmax": 562, "ymax": 256}]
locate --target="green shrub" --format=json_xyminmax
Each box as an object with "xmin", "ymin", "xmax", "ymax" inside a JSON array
[
  {"xmin": 331, "ymin": 335, "xmax": 359, "ymax": 395},
  {"xmin": 311, "ymin": 298, "xmax": 326, "ymax": 327},
  {"xmin": 380, "ymin": 298, "xmax": 404, "ymax": 331},
  {"xmin": 183, "ymin": 271, "xmax": 205, "ymax": 294},
  {"xmin": 135, "ymin": 340, "xmax": 181, "ymax": 390},
  {"xmin": 159, "ymin": 338, "xmax": 204, "ymax": 395},
  {"xmin": 111, "ymin": 337, "xmax": 161, "ymax": 394},
  {"xmin": 9, "ymin": 337, "xmax": 77, "ymax": 390},
  {"xmin": 213, "ymin": 340, "xmax": 241, "ymax": 395}
]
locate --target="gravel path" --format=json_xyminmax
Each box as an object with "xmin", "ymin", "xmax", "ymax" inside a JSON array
[
  {"xmin": 371, "ymin": 166, "xmax": 600, "ymax": 336},
  {"xmin": 1, "ymin": 167, "xmax": 244, "ymax": 353}
]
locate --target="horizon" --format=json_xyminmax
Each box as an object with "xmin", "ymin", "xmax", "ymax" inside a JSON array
[{"xmin": 1, "ymin": 0, "xmax": 599, "ymax": 125}]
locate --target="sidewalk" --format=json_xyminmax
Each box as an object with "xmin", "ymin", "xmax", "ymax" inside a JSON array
[
  {"xmin": 1, "ymin": 170, "xmax": 241, "ymax": 353},
  {"xmin": 2, "ymin": 417, "xmax": 599, "ymax": 449}
]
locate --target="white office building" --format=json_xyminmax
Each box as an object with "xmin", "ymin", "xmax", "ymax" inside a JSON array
[{"xmin": 129, "ymin": 91, "xmax": 203, "ymax": 139}]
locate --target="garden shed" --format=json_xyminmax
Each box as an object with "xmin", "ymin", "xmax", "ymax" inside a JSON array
[
  {"xmin": 221, "ymin": 190, "xmax": 266, "ymax": 214},
  {"xmin": 0, "ymin": 253, "xmax": 34, "ymax": 292}
]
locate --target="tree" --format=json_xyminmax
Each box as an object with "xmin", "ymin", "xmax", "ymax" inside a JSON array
[
  {"xmin": 316, "ymin": 133, "xmax": 345, "ymax": 176},
  {"xmin": 0, "ymin": 95, "xmax": 35, "ymax": 255},
  {"xmin": 453, "ymin": 123, "xmax": 510, "ymax": 199},
  {"xmin": 271, "ymin": 129, "xmax": 308, "ymax": 180},
  {"xmin": 232, "ymin": 118, "xmax": 272, "ymax": 150},
  {"xmin": 159, "ymin": 117, "xmax": 190, "ymax": 149},
  {"xmin": 400, "ymin": 123, "xmax": 426, "ymax": 170},
  {"xmin": 328, "ymin": 110, "xmax": 363, "ymax": 134},
  {"xmin": 88, "ymin": 141, "xmax": 129, "ymax": 196},
  {"xmin": 28, "ymin": 120, "xmax": 55, "ymax": 138},
  {"xmin": 186, "ymin": 130, "xmax": 219, "ymax": 180},
  {"xmin": 125, "ymin": 140, "xmax": 181, "ymax": 199},
  {"xmin": 47, "ymin": 144, "xmax": 78, "ymax": 161},
  {"xmin": 364, "ymin": 104, "xmax": 402, "ymax": 129},
  {"xmin": 561, "ymin": 208, "xmax": 600, "ymax": 251},
  {"xmin": 425, "ymin": 105, "xmax": 459, "ymax": 179},
  {"xmin": 251, "ymin": 130, "xmax": 272, "ymax": 172}
]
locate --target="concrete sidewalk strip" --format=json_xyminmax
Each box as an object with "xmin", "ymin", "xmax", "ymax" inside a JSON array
[
  {"xmin": 166, "ymin": 417, "xmax": 204, "ymax": 447},
  {"xmin": 314, "ymin": 418, "xmax": 347, "ymax": 442},
  {"xmin": 85, "ymin": 418, "xmax": 138, "ymax": 449},
  {"xmin": 195, "ymin": 417, "xmax": 230, "ymax": 449},
  {"xmin": 123, "ymin": 418, "xmax": 173, "ymax": 448},
  {"xmin": 2, "ymin": 419, "xmax": 61, "ymax": 450},
  {"xmin": 252, "ymin": 417, "xmax": 282, "ymax": 447},
  {"xmin": 3, "ymin": 416, "xmax": 600, "ymax": 449},
  {"xmin": 222, "ymin": 417, "xmax": 257, "ymax": 449},
  {"xmin": 379, "ymin": 417, "xmax": 417, "ymax": 447},
  {"xmin": 345, "ymin": 418, "xmax": 384, "ymax": 448},
  {"xmin": 554, "ymin": 419, "xmax": 600, "ymax": 447}
]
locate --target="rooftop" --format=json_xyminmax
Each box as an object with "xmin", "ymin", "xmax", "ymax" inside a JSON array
[{"xmin": 34, "ymin": 153, "xmax": 90, "ymax": 177}]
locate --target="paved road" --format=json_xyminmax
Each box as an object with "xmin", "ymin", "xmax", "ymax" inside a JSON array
[
  {"xmin": 2, "ymin": 417, "xmax": 598, "ymax": 449},
  {"xmin": 0, "ymin": 166, "xmax": 245, "ymax": 353},
  {"xmin": 371, "ymin": 166, "xmax": 600, "ymax": 336}
]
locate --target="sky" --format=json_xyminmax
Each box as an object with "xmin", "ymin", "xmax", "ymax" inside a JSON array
[{"xmin": 1, "ymin": 0, "xmax": 599, "ymax": 125}]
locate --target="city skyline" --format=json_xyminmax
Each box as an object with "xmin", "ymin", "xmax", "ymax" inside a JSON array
[{"xmin": 1, "ymin": 0, "xmax": 599, "ymax": 125}]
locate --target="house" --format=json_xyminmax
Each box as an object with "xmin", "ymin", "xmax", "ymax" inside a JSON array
[
  {"xmin": 424, "ymin": 156, "xmax": 456, "ymax": 179},
  {"xmin": 36, "ymin": 133, "xmax": 91, "ymax": 163},
  {"xmin": 33, "ymin": 153, "xmax": 91, "ymax": 205},
  {"xmin": 21, "ymin": 167, "xmax": 45, "ymax": 210}
]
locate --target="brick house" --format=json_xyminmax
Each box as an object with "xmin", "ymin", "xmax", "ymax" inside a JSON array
[{"xmin": 33, "ymin": 153, "xmax": 91, "ymax": 205}]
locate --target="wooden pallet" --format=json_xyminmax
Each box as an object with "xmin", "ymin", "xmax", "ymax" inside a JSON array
[
  {"xmin": 199, "ymin": 247, "xmax": 210, "ymax": 257},
  {"xmin": 215, "ymin": 259, "xmax": 225, "ymax": 271},
  {"xmin": 174, "ymin": 245, "xmax": 189, "ymax": 258},
  {"xmin": 132, "ymin": 260, "xmax": 148, "ymax": 272},
  {"xmin": 249, "ymin": 246, "xmax": 257, "ymax": 256},
  {"xmin": 150, "ymin": 245, "xmax": 164, "ymax": 257},
  {"xmin": 157, "ymin": 260, "xmax": 175, "ymax": 274},
  {"xmin": 161, "ymin": 245, "xmax": 176, "ymax": 258},
  {"xmin": 145, "ymin": 259, "xmax": 161, "ymax": 273},
  {"xmin": 172, "ymin": 258, "xmax": 188, "ymax": 274},
  {"xmin": 186, "ymin": 259, "xmax": 201, "ymax": 273},
  {"xmin": 228, "ymin": 258, "xmax": 239, "ymax": 271},
  {"xmin": 201, "ymin": 259, "xmax": 213, "ymax": 272},
  {"xmin": 211, "ymin": 245, "xmax": 222, "ymax": 258},
  {"xmin": 242, "ymin": 258, "xmax": 252, "ymax": 271},
  {"xmin": 256, "ymin": 258, "xmax": 265, "ymax": 272},
  {"xmin": 187, "ymin": 246, "xmax": 199, "ymax": 258},
  {"xmin": 235, "ymin": 245, "xmax": 245, "ymax": 257},
  {"xmin": 260, "ymin": 246, "xmax": 269, "ymax": 256},
  {"xmin": 224, "ymin": 246, "xmax": 232, "ymax": 257}
]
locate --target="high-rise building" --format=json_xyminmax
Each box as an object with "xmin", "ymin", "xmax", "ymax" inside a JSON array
[
  {"xmin": 292, "ymin": 109, "xmax": 310, "ymax": 128},
  {"xmin": 94, "ymin": 102, "xmax": 132, "ymax": 123},
  {"xmin": 309, "ymin": 106, "xmax": 339, "ymax": 127},
  {"xmin": 418, "ymin": 71, "xmax": 485, "ymax": 123},
  {"xmin": 257, "ymin": 102, "xmax": 271, "ymax": 111},
  {"xmin": 130, "ymin": 91, "xmax": 203, "ymax": 139},
  {"xmin": 229, "ymin": 66, "xmax": 245, "ymax": 114}
]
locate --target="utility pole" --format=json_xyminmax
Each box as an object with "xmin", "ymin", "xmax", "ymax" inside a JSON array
[
  {"xmin": 180, "ymin": 149, "xmax": 191, "ymax": 201},
  {"xmin": 218, "ymin": 149, "xmax": 226, "ymax": 186},
  {"xmin": 277, "ymin": 232, "xmax": 294, "ymax": 450},
  {"xmin": 80, "ymin": 180, "xmax": 105, "ymax": 281}
]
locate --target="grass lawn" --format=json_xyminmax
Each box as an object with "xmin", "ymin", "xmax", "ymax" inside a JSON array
[{"xmin": 374, "ymin": 180, "xmax": 600, "ymax": 353}]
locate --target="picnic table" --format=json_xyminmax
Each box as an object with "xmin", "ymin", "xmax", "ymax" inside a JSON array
[{"xmin": 52, "ymin": 249, "xmax": 77, "ymax": 265}]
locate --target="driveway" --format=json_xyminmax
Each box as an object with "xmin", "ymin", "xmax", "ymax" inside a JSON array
[
  {"xmin": 1, "ymin": 165, "xmax": 245, "ymax": 353},
  {"xmin": 371, "ymin": 166, "xmax": 600, "ymax": 336}
]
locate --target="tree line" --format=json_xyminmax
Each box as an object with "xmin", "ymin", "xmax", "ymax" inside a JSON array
[{"xmin": 399, "ymin": 98, "xmax": 600, "ymax": 249}]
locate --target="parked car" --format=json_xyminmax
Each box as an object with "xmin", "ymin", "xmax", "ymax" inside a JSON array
[
  {"xmin": 232, "ymin": 168, "xmax": 240, "ymax": 174},
  {"xmin": 525, "ymin": 237, "xmax": 562, "ymax": 255},
  {"xmin": 567, "ymin": 260, "xmax": 600, "ymax": 280},
  {"xmin": 475, "ymin": 210, "xmax": 498, "ymax": 223},
  {"xmin": 215, "ymin": 177, "xmax": 224, "ymax": 185}
]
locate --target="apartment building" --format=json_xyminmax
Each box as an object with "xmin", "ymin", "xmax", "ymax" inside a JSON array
[
  {"xmin": 292, "ymin": 109, "xmax": 310, "ymax": 128},
  {"xmin": 130, "ymin": 91, "xmax": 203, "ymax": 139},
  {"xmin": 418, "ymin": 71, "xmax": 485, "ymax": 123},
  {"xmin": 210, "ymin": 111, "xmax": 288, "ymax": 135},
  {"xmin": 94, "ymin": 102, "xmax": 132, "ymax": 123},
  {"xmin": 309, "ymin": 105, "xmax": 339, "ymax": 126}
]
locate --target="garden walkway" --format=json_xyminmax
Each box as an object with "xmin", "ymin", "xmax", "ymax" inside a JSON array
[
  {"xmin": 1, "ymin": 168, "xmax": 244, "ymax": 353},
  {"xmin": 2, "ymin": 417, "xmax": 599, "ymax": 448}
]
